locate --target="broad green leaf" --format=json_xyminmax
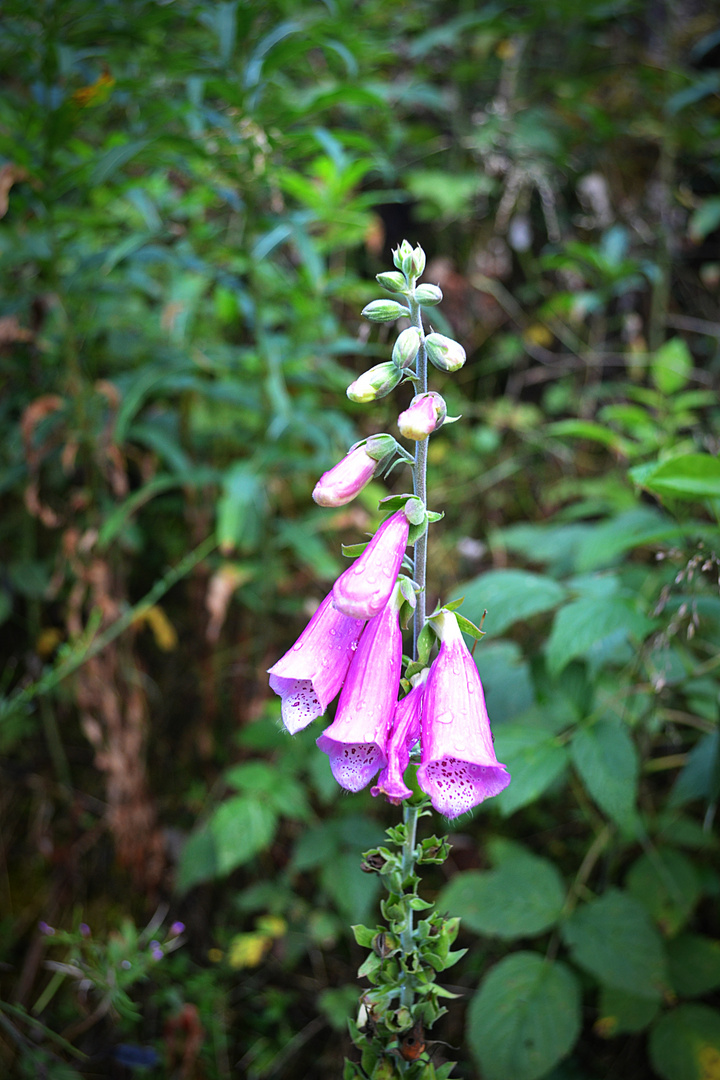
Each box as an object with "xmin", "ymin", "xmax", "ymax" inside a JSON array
[
  {"xmin": 561, "ymin": 888, "xmax": 667, "ymax": 1000},
  {"xmin": 490, "ymin": 523, "xmax": 595, "ymax": 577},
  {"xmin": 651, "ymin": 338, "xmax": 693, "ymax": 395},
  {"xmin": 494, "ymin": 725, "xmax": 570, "ymax": 815},
  {"xmin": 456, "ymin": 568, "xmax": 567, "ymax": 636},
  {"xmin": 596, "ymin": 986, "xmax": 660, "ymax": 1036},
  {"xmin": 546, "ymin": 595, "xmax": 654, "ymax": 677},
  {"xmin": 90, "ymin": 138, "xmax": 151, "ymax": 185},
  {"xmin": 626, "ymin": 849, "xmax": 703, "ymax": 938},
  {"xmin": 320, "ymin": 851, "xmax": 380, "ymax": 926},
  {"xmin": 570, "ymin": 719, "xmax": 639, "ymax": 828},
  {"xmin": 670, "ymin": 731, "xmax": 720, "ymax": 808},
  {"xmin": 547, "ymin": 418, "xmax": 634, "ymax": 455},
  {"xmin": 209, "ymin": 797, "xmax": 277, "ymax": 877},
  {"xmin": 667, "ymin": 934, "xmax": 720, "ymax": 998},
  {"xmin": 649, "ymin": 1005, "xmax": 720, "ymax": 1080},
  {"xmin": 475, "ymin": 641, "xmax": 535, "ymax": 725},
  {"xmin": 438, "ymin": 840, "xmax": 565, "ymax": 939},
  {"xmin": 217, "ymin": 463, "xmax": 266, "ymax": 553},
  {"xmin": 176, "ymin": 826, "xmax": 218, "ymax": 893},
  {"xmin": 635, "ymin": 454, "xmax": 720, "ymax": 501},
  {"xmin": 468, "ymin": 953, "xmax": 581, "ymax": 1080},
  {"xmin": 574, "ymin": 508, "xmax": 689, "ymax": 572}
]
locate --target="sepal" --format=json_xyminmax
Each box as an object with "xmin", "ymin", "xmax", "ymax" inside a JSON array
[{"xmin": 376, "ymin": 270, "xmax": 408, "ymax": 294}]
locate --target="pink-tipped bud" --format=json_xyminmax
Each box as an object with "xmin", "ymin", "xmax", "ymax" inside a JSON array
[
  {"xmin": 347, "ymin": 362, "xmax": 403, "ymax": 403},
  {"xmin": 397, "ymin": 392, "xmax": 447, "ymax": 441},
  {"xmin": 425, "ymin": 332, "xmax": 466, "ymax": 372},
  {"xmin": 313, "ymin": 444, "xmax": 378, "ymax": 507}
]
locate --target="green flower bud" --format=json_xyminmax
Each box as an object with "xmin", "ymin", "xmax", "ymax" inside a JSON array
[
  {"xmin": 392, "ymin": 326, "xmax": 422, "ymax": 369},
  {"xmin": 425, "ymin": 332, "xmax": 466, "ymax": 372},
  {"xmin": 414, "ymin": 283, "xmax": 442, "ymax": 306},
  {"xmin": 411, "ymin": 244, "xmax": 426, "ymax": 277},
  {"xmin": 347, "ymin": 363, "xmax": 403, "ymax": 403},
  {"xmin": 361, "ymin": 299, "xmax": 411, "ymax": 323},
  {"xmin": 364, "ymin": 433, "xmax": 400, "ymax": 461},
  {"xmin": 375, "ymin": 271, "xmax": 408, "ymax": 294}
]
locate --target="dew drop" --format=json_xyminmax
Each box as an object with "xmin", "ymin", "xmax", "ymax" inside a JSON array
[{"xmin": 437, "ymin": 711, "xmax": 453, "ymax": 725}]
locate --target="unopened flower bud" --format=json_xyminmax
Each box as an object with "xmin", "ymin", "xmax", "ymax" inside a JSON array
[
  {"xmin": 412, "ymin": 244, "xmax": 426, "ymax": 277},
  {"xmin": 397, "ymin": 392, "xmax": 447, "ymax": 440},
  {"xmin": 347, "ymin": 363, "xmax": 403, "ymax": 403},
  {"xmin": 313, "ymin": 444, "xmax": 378, "ymax": 507},
  {"xmin": 414, "ymin": 283, "xmax": 442, "ymax": 306},
  {"xmin": 425, "ymin": 332, "xmax": 466, "ymax": 372},
  {"xmin": 392, "ymin": 326, "xmax": 421, "ymax": 369},
  {"xmin": 361, "ymin": 299, "xmax": 410, "ymax": 323},
  {"xmin": 375, "ymin": 271, "xmax": 407, "ymax": 294}
]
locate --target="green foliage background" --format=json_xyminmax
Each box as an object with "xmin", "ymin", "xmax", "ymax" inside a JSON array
[{"xmin": 1, "ymin": 0, "xmax": 720, "ymax": 1077}]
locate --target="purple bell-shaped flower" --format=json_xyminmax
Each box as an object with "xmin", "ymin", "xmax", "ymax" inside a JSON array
[
  {"xmin": 417, "ymin": 611, "xmax": 510, "ymax": 818},
  {"xmin": 316, "ymin": 588, "xmax": 403, "ymax": 792},
  {"xmin": 267, "ymin": 591, "xmax": 365, "ymax": 734},
  {"xmin": 371, "ymin": 668, "xmax": 428, "ymax": 803},
  {"xmin": 332, "ymin": 509, "xmax": 410, "ymax": 620}
]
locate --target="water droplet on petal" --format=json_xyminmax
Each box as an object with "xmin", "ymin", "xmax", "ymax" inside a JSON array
[{"xmin": 437, "ymin": 711, "xmax": 453, "ymax": 725}]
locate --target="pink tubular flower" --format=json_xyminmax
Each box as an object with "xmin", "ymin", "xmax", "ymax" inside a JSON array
[
  {"xmin": 372, "ymin": 668, "xmax": 428, "ymax": 803},
  {"xmin": 316, "ymin": 591, "xmax": 403, "ymax": 792},
  {"xmin": 416, "ymin": 611, "xmax": 510, "ymax": 818},
  {"xmin": 313, "ymin": 444, "xmax": 378, "ymax": 507},
  {"xmin": 397, "ymin": 392, "xmax": 447, "ymax": 441},
  {"xmin": 268, "ymin": 592, "xmax": 365, "ymax": 734},
  {"xmin": 332, "ymin": 509, "xmax": 410, "ymax": 619}
]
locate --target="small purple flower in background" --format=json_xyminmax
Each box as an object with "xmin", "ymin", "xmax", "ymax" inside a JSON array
[
  {"xmin": 416, "ymin": 611, "xmax": 510, "ymax": 818},
  {"xmin": 372, "ymin": 669, "xmax": 428, "ymax": 803},
  {"xmin": 332, "ymin": 509, "xmax": 409, "ymax": 620},
  {"xmin": 151, "ymin": 946, "xmax": 164, "ymax": 961},
  {"xmin": 312, "ymin": 444, "xmax": 378, "ymax": 507},
  {"xmin": 397, "ymin": 392, "xmax": 447, "ymax": 442},
  {"xmin": 38, "ymin": 921, "xmax": 55, "ymax": 936},
  {"xmin": 317, "ymin": 589, "xmax": 403, "ymax": 792},
  {"xmin": 268, "ymin": 591, "xmax": 365, "ymax": 734},
  {"xmin": 169, "ymin": 921, "xmax": 185, "ymax": 937},
  {"xmin": 79, "ymin": 923, "xmax": 91, "ymax": 938}
]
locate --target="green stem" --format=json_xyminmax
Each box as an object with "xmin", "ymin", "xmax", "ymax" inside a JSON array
[{"xmin": 398, "ymin": 287, "xmax": 430, "ymax": 1016}]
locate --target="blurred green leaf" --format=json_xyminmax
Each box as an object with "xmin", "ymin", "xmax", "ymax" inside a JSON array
[
  {"xmin": 438, "ymin": 839, "xmax": 565, "ymax": 939},
  {"xmin": 468, "ymin": 953, "xmax": 581, "ymax": 1080},
  {"xmin": 561, "ymin": 888, "xmax": 667, "ymax": 1000},
  {"xmin": 570, "ymin": 719, "xmax": 639, "ymax": 829},
  {"xmin": 546, "ymin": 595, "xmax": 654, "ymax": 677},
  {"xmin": 651, "ymin": 338, "xmax": 693, "ymax": 396},
  {"xmin": 456, "ymin": 569, "xmax": 567, "ymax": 637},
  {"xmin": 493, "ymin": 725, "xmax": 570, "ymax": 815},
  {"xmin": 597, "ymin": 986, "xmax": 660, "ymax": 1035},
  {"xmin": 626, "ymin": 849, "xmax": 703, "ymax": 938},
  {"xmin": 667, "ymin": 934, "xmax": 720, "ymax": 998},
  {"xmin": 649, "ymin": 1005, "xmax": 720, "ymax": 1080}
]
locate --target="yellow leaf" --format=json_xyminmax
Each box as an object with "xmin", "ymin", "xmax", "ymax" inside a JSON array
[{"xmin": 228, "ymin": 933, "xmax": 271, "ymax": 970}]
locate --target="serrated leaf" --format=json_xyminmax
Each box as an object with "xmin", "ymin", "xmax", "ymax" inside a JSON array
[
  {"xmin": 546, "ymin": 595, "xmax": 654, "ymax": 677},
  {"xmin": 493, "ymin": 725, "xmax": 569, "ymax": 815},
  {"xmin": 454, "ymin": 569, "xmax": 567, "ymax": 637},
  {"xmin": 438, "ymin": 841, "xmax": 565, "ymax": 939},
  {"xmin": 468, "ymin": 953, "xmax": 581, "ymax": 1080},
  {"xmin": 561, "ymin": 888, "xmax": 667, "ymax": 1000},
  {"xmin": 626, "ymin": 849, "xmax": 702, "ymax": 938},
  {"xmin": 649, "ymin": 1004, "xmax": 720, "ymax": 1080},
  {"xmin": 570, "ymin": 719, "xmax": 639, "ymax": 828}
]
